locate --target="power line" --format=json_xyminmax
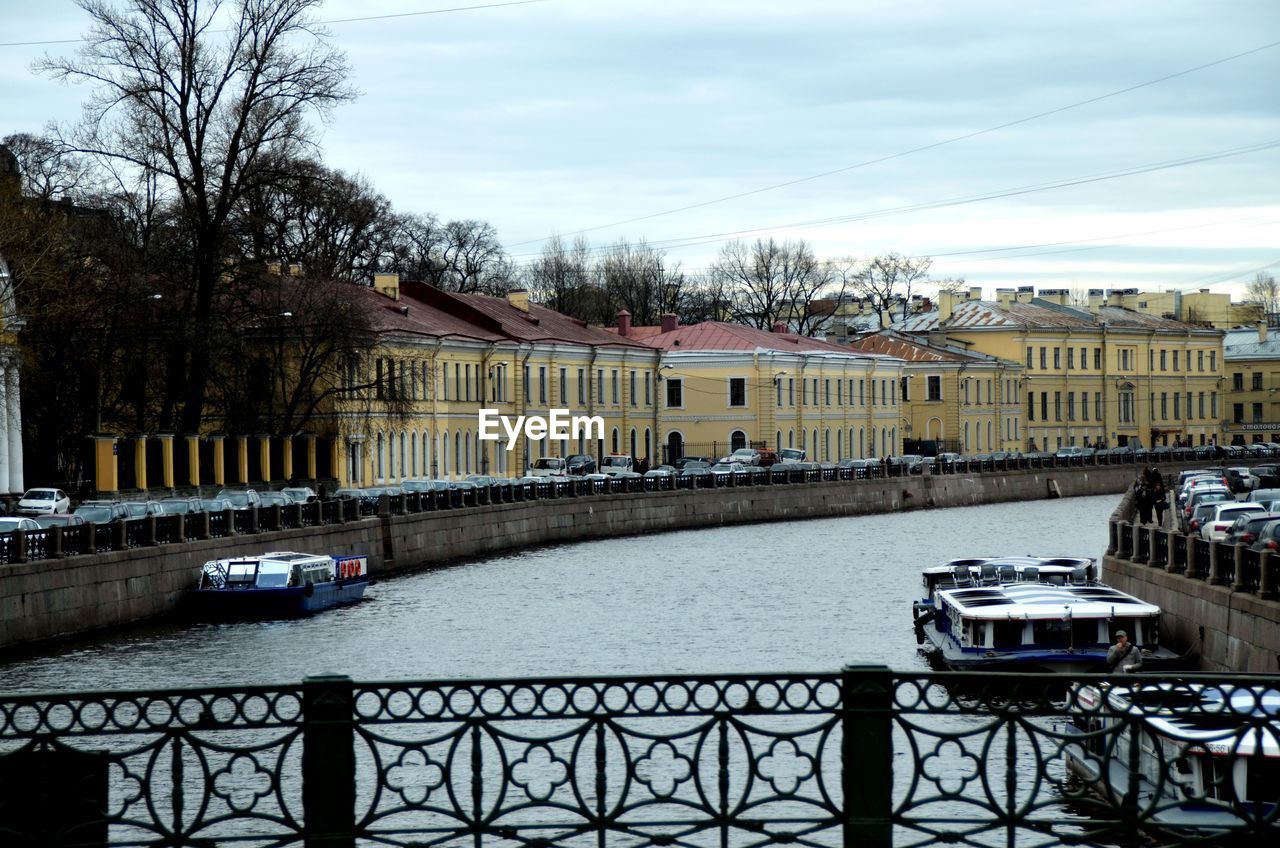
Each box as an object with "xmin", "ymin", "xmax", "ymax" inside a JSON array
[
  {"xmin": 506, "ymin": 39, "xmax": 1280, "ymax": 249},
  {"xmin": 0, "ymin": 0, "xmax": 551, "ymax": 48},
  {"xmin": 508, "ymin": 139, "xmax": 1280, "ymax": 260}
]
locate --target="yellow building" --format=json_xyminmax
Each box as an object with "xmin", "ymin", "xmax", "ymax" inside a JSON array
[
  {"xmin": 898, "ymin": 289, "xmax": 1225, "ymax": 451},
  {"xmin": 1223, "ymin": 324, "xmax": 1280, "ymax": 445},
  {"xmin": 328, "ymin": 278, "xmax": 660, "ymax": 485},
  {"xmin": 622, "ymin": 318, "xmax": 906, "ymax": 461},
  {"xmin": 1084, "ymin": 287, "xmax": 1262, "ymax": 329},
  {"xmin": 846, "ymin": 330, "xmax": 1024, "ymax": 454}
]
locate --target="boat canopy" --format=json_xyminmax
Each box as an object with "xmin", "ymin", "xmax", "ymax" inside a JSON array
[{"xmin": 938, "ymin": 582, "xmax": 1159, "ymax": 620}]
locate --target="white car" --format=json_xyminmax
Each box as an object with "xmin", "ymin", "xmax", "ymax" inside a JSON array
[
  {"xmin": 1200, "ymin": 502, "xmax": 1267, "ymax": 541},
  {"xmin": 0, "ymin": 517, "xmax": 43, "ymax": 533},
  {"xmin": 15, "ymin": 488, "xmax": 71, "ymax": 515}
]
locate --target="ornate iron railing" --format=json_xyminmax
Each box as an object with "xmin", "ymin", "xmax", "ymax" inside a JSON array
[{"xmin": 1, "ymin": 669, "xmax": 1276, "ymax": 847}]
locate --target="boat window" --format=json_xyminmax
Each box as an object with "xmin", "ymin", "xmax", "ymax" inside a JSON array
[
  {"xmin": 257, "ymin": 571, "xmax": 289, "ymax": 588},
  {"xmin": 1031, "ymin": 619, "xmax": 1072, "ymax": 649},
  {"xmin": 992, "ymin": 621, "xmax": 1023, "ymax": 649},
  {"xmin": 1204, "ymin": 756, "xmax": 1235, "ymax": 803},
  {"xmin": 969, "ymin": 621, "xmax": 987, "ymax": 648},
  {"xmin": 1246, "ymin": 755, "xmax": 1280, "ymax": 803}
]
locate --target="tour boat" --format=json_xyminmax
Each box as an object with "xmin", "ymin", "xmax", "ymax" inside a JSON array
[
  {"xmin": 1060, "ymin": 681, "xmax": 1280, "ymax": 835},
  {"xmin": 189, "ymin": 550, "xmax": 369, "ymax": 617},
  {"xmin": 912, "ymin": 556, "xmax": 1179, "ymax": 672}
]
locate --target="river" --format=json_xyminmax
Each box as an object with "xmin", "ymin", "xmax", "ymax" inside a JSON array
[{"xmin": 0, "ymin": 494, "xmax": 1120, "ymax": 691}]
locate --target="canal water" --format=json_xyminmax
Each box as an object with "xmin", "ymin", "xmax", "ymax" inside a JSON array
[{"xmin": 0, "ymin": 494, "xmax": 1120, "ymax": 691}]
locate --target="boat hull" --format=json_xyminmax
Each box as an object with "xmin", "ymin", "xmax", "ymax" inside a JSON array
[{"xmin": 185, "ymin": 577, "xmax": 369, "ymax": 619}]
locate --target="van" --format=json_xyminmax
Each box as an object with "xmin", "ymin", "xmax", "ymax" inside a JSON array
[
  {"xmin": 779, "ymin": 448, "xmax": 806, "ymax": 462},
  {"xmin": 601, "ymin": 455, "xmax": 634, "ymax": 476},
  {"xmin": 529, "ymin": 457, "xmax": 568, "ymax": 477}
]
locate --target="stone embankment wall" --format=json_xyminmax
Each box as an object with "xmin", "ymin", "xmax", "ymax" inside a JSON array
[
  {"xmin": 1, "ymin": 465, "xmax": 1152, "ymax": 651},
  {"xmin": 1102, "ymin": 493, "xmax": 1280, "ymax": 673}
]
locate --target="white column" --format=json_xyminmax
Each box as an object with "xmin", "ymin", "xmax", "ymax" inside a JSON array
[
  {"xmin": 7, "ymin": 363, "xmax": 21, "ymax": 493},
  {"xmin": 0, "ymin": 364, "xmax": 9, "ymax": 492}
]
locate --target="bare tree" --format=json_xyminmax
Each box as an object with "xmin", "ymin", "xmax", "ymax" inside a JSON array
[
  {"xmin": 523, "ymin": 233, "xmax": 594, "ymax": 316},
  {"xmin": 1, "ymin": 133, "xmax": 97, "ymax": 200},
  {"xmin": 38, "ymin": 0, "xmax": 356, "ymax": 433},
  {"xmin": 849, "ymin": 253, "xmax": 933, "ymax": 328},
  {"xmin": 438, "ymin": 219, "xmax": 512, "ymax": 294},
  {"xmin": 1246, "ymin": 271, "xmax": 1280, "ymax": 319},
  {"xmin": 710, "ymin": 238, "xmax": 835, "ymax": 333}
]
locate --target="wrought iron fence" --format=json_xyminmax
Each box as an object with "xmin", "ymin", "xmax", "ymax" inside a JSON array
[{"xmin": 1, "ymin": 669, "xmax": 1276, "ymax": 847}]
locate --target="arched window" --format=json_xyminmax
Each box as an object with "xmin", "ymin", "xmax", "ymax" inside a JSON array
[
  {"xmin": 964, "ymin": 422, "xmax": 970, "ymax": 451},
  {"xmin": 730, "ymin": 430, "xmax": 747, "ymax": 451},
  {"xmin": 465, "ymin": 430, "xmax": 473, "ymax": 474},
  {"xmin": 824, "ymin": 428, "xmax": 830, "ymax": 460},
  {"xmin": 666, "ymin": 431, "xmax": 684, "ymax": 464},
  {"xmin": 858, "ymin": 427, "xmax": 864, "ymax": 457},
  {"xmin": 630, "ymin": 428, "xmax": 638, "ymax": 459},
  {"xmin": 812, "ymin": 429, "xmax": 818, "ymax": 456},
  {"xmin": 644, "ymin": 428, "xmax": 652, "ymax": 462},
  {"xmin": 775, "ymin": 430, "xmax": 782, "ymax": 453},
  {"xmin": 411, "ymin": 432, "xmax": 418, "ymax": 476},
  {"xmin": 987, "ymin": 421, "xmax": 993, "ymax": 449},
  {"xmin": 376, "ymin": 432, "xmax": 385, "ymax": 481},
  {"xmin": 612, "ymin": 428, "xmax": 620, "ymax": 454},
  {"xmin": 440, "ymin": 431, "xmax": 448, "ymax": 476},
  {"xmin": 399, "ymin": 432, "xmax": 406, "ymax": 479},
  {"xmin": 788, "ymin": 429, "xmax": 794, "ymax": 448},
  {"xmin": 836, "ymin": 430, "xmax": 843, "ymax": 459},
  {"xmin": 454, "ymin": 431, "xmax": 462, "ymax": 477}
]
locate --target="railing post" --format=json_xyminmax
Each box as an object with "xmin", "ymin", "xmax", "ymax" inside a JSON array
[
  {"xmin": 50, "ymin": 525, "xmax": 64, "ymax": 558},
  {"xmin": 1260, "ymin": 551, "xmax": 1277, "ymax": 600},
  {"xmin": 302, "ymin": 674, "xmax": 355, "ymax": 848},
  {"xmin": 1166, "ymin": 531, "xmax": 1180, "ymax": 573},
  {"xmin": 841, "ymin": 664, "xmax": 892, "ymax": 847},
  {"xmin": 1206, "ymin": 540, "xmax": 1220, "ymax": 584},
  {"xmin": 1232, "ymin": 544, "xmax": 1247, "ymax": 591}
]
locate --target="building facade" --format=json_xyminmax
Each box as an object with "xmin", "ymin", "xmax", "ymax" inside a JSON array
[
  {"xmin": 1223, "ymin": 323, "xmax": 1280, "ymax": 445},
  {"xmin": 898, "ymin": 290, "xmax": 1225, "ymax": 451}
]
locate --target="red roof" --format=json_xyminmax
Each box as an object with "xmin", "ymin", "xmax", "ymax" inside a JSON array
[{"xmin": 639, "ymin": 321, "xmax": 857, "ymax": 353}]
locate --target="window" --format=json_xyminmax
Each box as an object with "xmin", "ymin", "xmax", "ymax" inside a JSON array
[
  {"xmin": 630, "ymin": 370, "xmax": 637, "ymax": 406},
  {"xmin": 644, "ymin": 372, "xmax": 651, "ymax": 406},
  {"xmin": 1148, "ymin": 350, "xmax": 1154, "ymax": 371},
  {"xmin": 776, "ymin": 378, "xmax": 783, "ymax": 406},
  {"xmin": 1067, "ymin": 348, "xmax": 1075, "ymax": 369},
  {"xmin": 1173, "ymin": 351, "xmax": 1179, "ymax": 371},
  {"xmin": 790, "ymin": 378, "xmax": 795, "ymax": 405},
  {"xmin": 1160, "ymin": 350, "xmax": 1167, "ymax": 371},
  {"xmin": 1173, "ymin": 393, "xmax": 1180, "ymax": 420},
  {"xmin": 1040, "ymin": 347, "xmax": 1047, "ymax": 369},
  {"xmin": 597, "ymin": 369, "xmax": 604, "ymax": 403},
  {"xmin": 1094, "ymin": 348, "xmax": 1101, "ymax": 370},
  {"xmin": 1160, "ymin": 393, "xmax": 1168, "ymax": 420},
  {"xmin": 1233, "ymin": 373, "xmax": 1244, "ymax": 390},
  {"xmin": 559, "ymin": 367, "xmax": 567, "ymax": 405},
  {"xmin": 455, "ymin": 363, "xmax": 462, "ymax": 400},
  {"xmin": 824, "ymin": 379, "xmax": 831, "ymax": 405},
  {"xmin": 577, "ymin": 368, "xmax": 586, "ymax": 406},
  {"xmin": 666, "ymin": 378, "xmax": 683, "ymax": 408},
  {"xmin": 858, "ymin": 379, "xmax": 864, "ymax": 405},
  {"xmin": 802, "ymin": 380, "xmax": 808, "ymax": 406},
  {"xmin": 1198, "ymin": 392, "xmax": 1205, "ymax": 419},
  {"xmin": 1120, "ymin": 391, "xmax": 1134, "ymax": 423},
  {"xmin": 1082, "ymin": 392, "xmax": 1089, "ymax": 420},
  {"xmin": 1067, "ymin": 392, "xmax": 1075, "ymax": 421},
  {"xmin": 927, "ymin": 375, "xmax": 941, "ymax": 401},
  {"xmin": 538, "ymin": 366, "xmax": 547, "ymax": 404},
  {"xmin": 1054, "ymin": 391, "xmax": 1062, "ymax": 421},
  {"xmin": 1234, "ymin": 403, "xmax": 1245, "ymax": 423},
  {"xmin": 1212, "ymin": 392, "xmax": 1218, "ymax": 418},
  {"xmin": 611, "ymin": 369, "xmax": 618, "ymax": 404},
  {"xmin": 813, "ymin": 378, "xmax": 820, "ymax": 405},
  {"xmin": 1210, "ymin": 351, "xmax": 1217, "ymax": 371},
  {"xmin": 1026, "ymin": 347, "xmax": 1033, "ymax": 369},
  {"xmin": 1027, "ymin": 392, "xmax": 1035, "ymax": 422},
  {"xmin": 1080, "ymin": 347, "xmax": 1087, "ymax": 370},
  {"xmin": 1040, "ymin": 392, "xmax": 1048, "ymax": 421},
  {"xmin": 1254, "ymin": 372, "xmax": 1264, "ymax": 391},
  {"xmin": 1197, "ymin": 350, "xmax": 1204, "ymax": 371},
  {"xmin": 1094, "ymin": 392, "xmax": 1102, "ymax": 421},
  {"xmin": 837, "ymin": 380, "xmax": 843, "ymax": 405},
  {"xmin": 1254, "ymin": 402, "xmax": 1265, "ymax": 423},
  {"xmin": 729, "ymin": 378, "xmax": 746, "ymax": 407},
  {"xmin": 1054, "ymin": 347, "xmax": 1061, "ymax": 369}
]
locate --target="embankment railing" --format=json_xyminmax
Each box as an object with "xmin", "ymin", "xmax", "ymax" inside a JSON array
[{"xmin": 1, "ymin": 669, "xmax": 1275, "ymax": 847}]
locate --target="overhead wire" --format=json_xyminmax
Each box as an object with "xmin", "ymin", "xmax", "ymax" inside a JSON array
[{"xmin": 505, "ymin": 39, "xmax": 1280, "ymax": 248}]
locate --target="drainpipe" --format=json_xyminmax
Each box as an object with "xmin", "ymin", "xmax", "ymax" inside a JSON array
[
  {"xmin": 429, "ymin": 339, "xmax": 443, "ymax": 477},
  {"xmin": 519, "ymin": 343, "xmax": 534, "ymax": 472}
]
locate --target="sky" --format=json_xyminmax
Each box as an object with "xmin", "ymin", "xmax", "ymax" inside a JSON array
[{"xmin": 2, "ymin": 0, "xmax": 1279, "ymax": 298}]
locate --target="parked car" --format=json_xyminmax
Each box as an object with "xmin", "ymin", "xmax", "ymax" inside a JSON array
[
  {"xmin": 15, "ymin": 488, "xmax": 71, "ymax": 515},
  {"xmin": 1199, "ymin": 502, "xmax": 1267, "ymax": 541},
  {"xmin": 1223, "ymin": 467, "xmax": 1259, "ymax": 493},
  {"xmin": 0, "ymin": 516, "xmax": 42, "ymax": 533},
  {"xmin": 727, "ymin": 448, "xmax": 762, "ymax": 466},
  {"xmin": 1054, "ymin": 446, "xmax": 1086, "ymax": 460},
  {"xmin": 280, "ymin": 486, "xmax": 317, "ymax": 503},
  {"xmin": 1224, "ymin": 513, "xmax": 1280, "ymax": 546},
  {"xmin": 214, "ymin": 489, "xmax": 262, "ymax": 510},
  {"xmin": 778, "ymin": 448, "xmax": 807, "ymax": 462},
  {"xmin": 1181, "ymin": 488, "xmax": 1232, "ymax": 531},
  {"xmin": 600, "ymin": 455, "xmax": 634, "ymax": 476},
  {"xmin": 565, "ymin": 454, "xmax": 598, "ymax": 475},
  {"xmin": 678, "ymin": 466, "xmax": 712, "ymax": 478},
  {"xmin": 1249, "ymin": 518, "xmax": 1280, "ymax": 552},
  {"xmin": 73, "ymin": 501, "xmax": 130, "ymax": 526},
  {"xmin": 528, "ymin": 457, "xmax": 568, "ymax": 477},
  {"xmin": 401, "ymin": 479, "xmax": 450, "ymax": 493},
  {"xmin": 643, "ymin": 465, "xmax": 676, "ymax": 477},
  {"xmin": 121, "ymin": 501, "xmax": 164, "ymax": 518},
  {"xmin": 199, "ymin": 497, "xmax": 235, "ymax": 514},
  {"xmin": 1251, "ymin": 465, "xmax": 1280, "ymax": 489},
  {"xmin": 465, "ymin": 475, "xmax": 501, "ymax": 487},
  {"xmin": 157, "ymin": 496, "xmax": 205, "ymax": 515},
  {"xmin": 1187, "ymin": 498, "xmax": 1234, "ymax": 535},
  {"xmin": 710, "ymin": 461, "xmax": 746, "ymax": 475},
  {"xmin": 32, "ymin": 513, "xmax": 87, "ymax": 530},
  {"xmin": 257, "ymin": 491, "xmax": 292, "ymax": 507},
  {"xmin": 673, "ymin": 456, "xmax": 713, "ymax": 469},
  {"xmin": 1247, "ymin": 487, "xmax": 1280, "ymax": 504}
]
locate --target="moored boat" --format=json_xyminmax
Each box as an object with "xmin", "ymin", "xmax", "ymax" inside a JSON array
[
  {"xmin": 188, "ymin": 550, "xmax": 369, "ymax": 618},
  {"xmin": 1060, "ymin": 680, "xmax": 1280, "ymax": 836},
  {"xmin": 912, "ymin": 556, "xmax": 1180, "ymax": 672}
]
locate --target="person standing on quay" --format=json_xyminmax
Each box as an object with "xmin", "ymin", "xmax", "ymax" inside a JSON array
[{"xmin": 1134, "ymin": 476, "xmax": 1153, "ymax": 524}]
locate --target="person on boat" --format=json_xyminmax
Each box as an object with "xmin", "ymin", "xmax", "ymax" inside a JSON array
[{"xmin": 1106, "ymin": 630, "xmax": 1142, "ymax": 673}]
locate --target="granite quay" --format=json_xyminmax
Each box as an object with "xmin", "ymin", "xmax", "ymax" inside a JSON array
[
  {"xmin": 0, "ymin": 668, "xmax": 1276, "ymax": 846},
  {"xmin": 1104, "ymin": 489, "xmax": 1280, "ymax": 674},
  {"xmin": 0, "ymin": 453, "xmax": 1201, "ymax": 652}
]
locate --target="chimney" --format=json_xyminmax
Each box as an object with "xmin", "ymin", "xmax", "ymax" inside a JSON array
[
  {"xmin": 996, "ymin": 288, "xmax": 1015, "ymax": 306},
  {"xmin": 399, "ymin": 305, "xmax": 410, "ymax": 317},
  {"xmin": 1088, "ymin": 289, "xmax": 1105, "ymax": 309},
  {"xmin": 1260, "ymin": 321, "xmax": 1268, "ymax": 344},
  {"xmin": 772, "ymin": 320, "xmax": 790, "ymax": 334},
  {"xmin": 660, "ymin": 313, "xmax": 679, "ymax": 333},
  {"xmin": 1015, "ymin": 286, "xmax": 1034, "ymax": 303},
  {"xmin": 373, "ymin": 272, "xmax": 400, "ymax": 301},
  {"xmin": 616, "ymin": 309, "xmax": 631, "ymax": 337},
  {"xmin": 968, "ymin": 286, "xmax": 982, "ymax": 301},
  {"xmin": 1039, "ymin": 289, "xmax": 1069, "ymax": 306},
  {"xmin": 1107, "ymin": 290, "xmax": 1123, "ymax": 308},
  {"xmin": 506, "ymin": 288, "xmax": 530, "ymax": 312},
  {"xmin": 938, "ymin": 290, "xmax": 955, "ymax": 322}
]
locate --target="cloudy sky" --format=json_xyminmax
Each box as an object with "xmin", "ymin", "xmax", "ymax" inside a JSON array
[{"xmin": 3, "ymin": 0, "xmax": 1278, "ymax": 296}]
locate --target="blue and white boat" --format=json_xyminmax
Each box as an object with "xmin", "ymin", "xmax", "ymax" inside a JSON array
[
  {"xmin": 190, "ymin": 551, "xmax": 369, "ymax": 617},
  {"xmin": 1061, "ymin": 681, "xmax": 1280, "ymax": 835},
  {"xmin": 912, "ymin": 556, "xmax": 1179, "ymax": 672}
]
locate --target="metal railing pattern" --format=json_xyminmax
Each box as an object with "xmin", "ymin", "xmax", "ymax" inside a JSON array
[
  {"xmin": 0, "ymin": 670, "xmax": 1276, "ymax": 847},
  {"xmin": 1112, "ymin": 518, "xmax": 1280, "ymax": 598}
]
